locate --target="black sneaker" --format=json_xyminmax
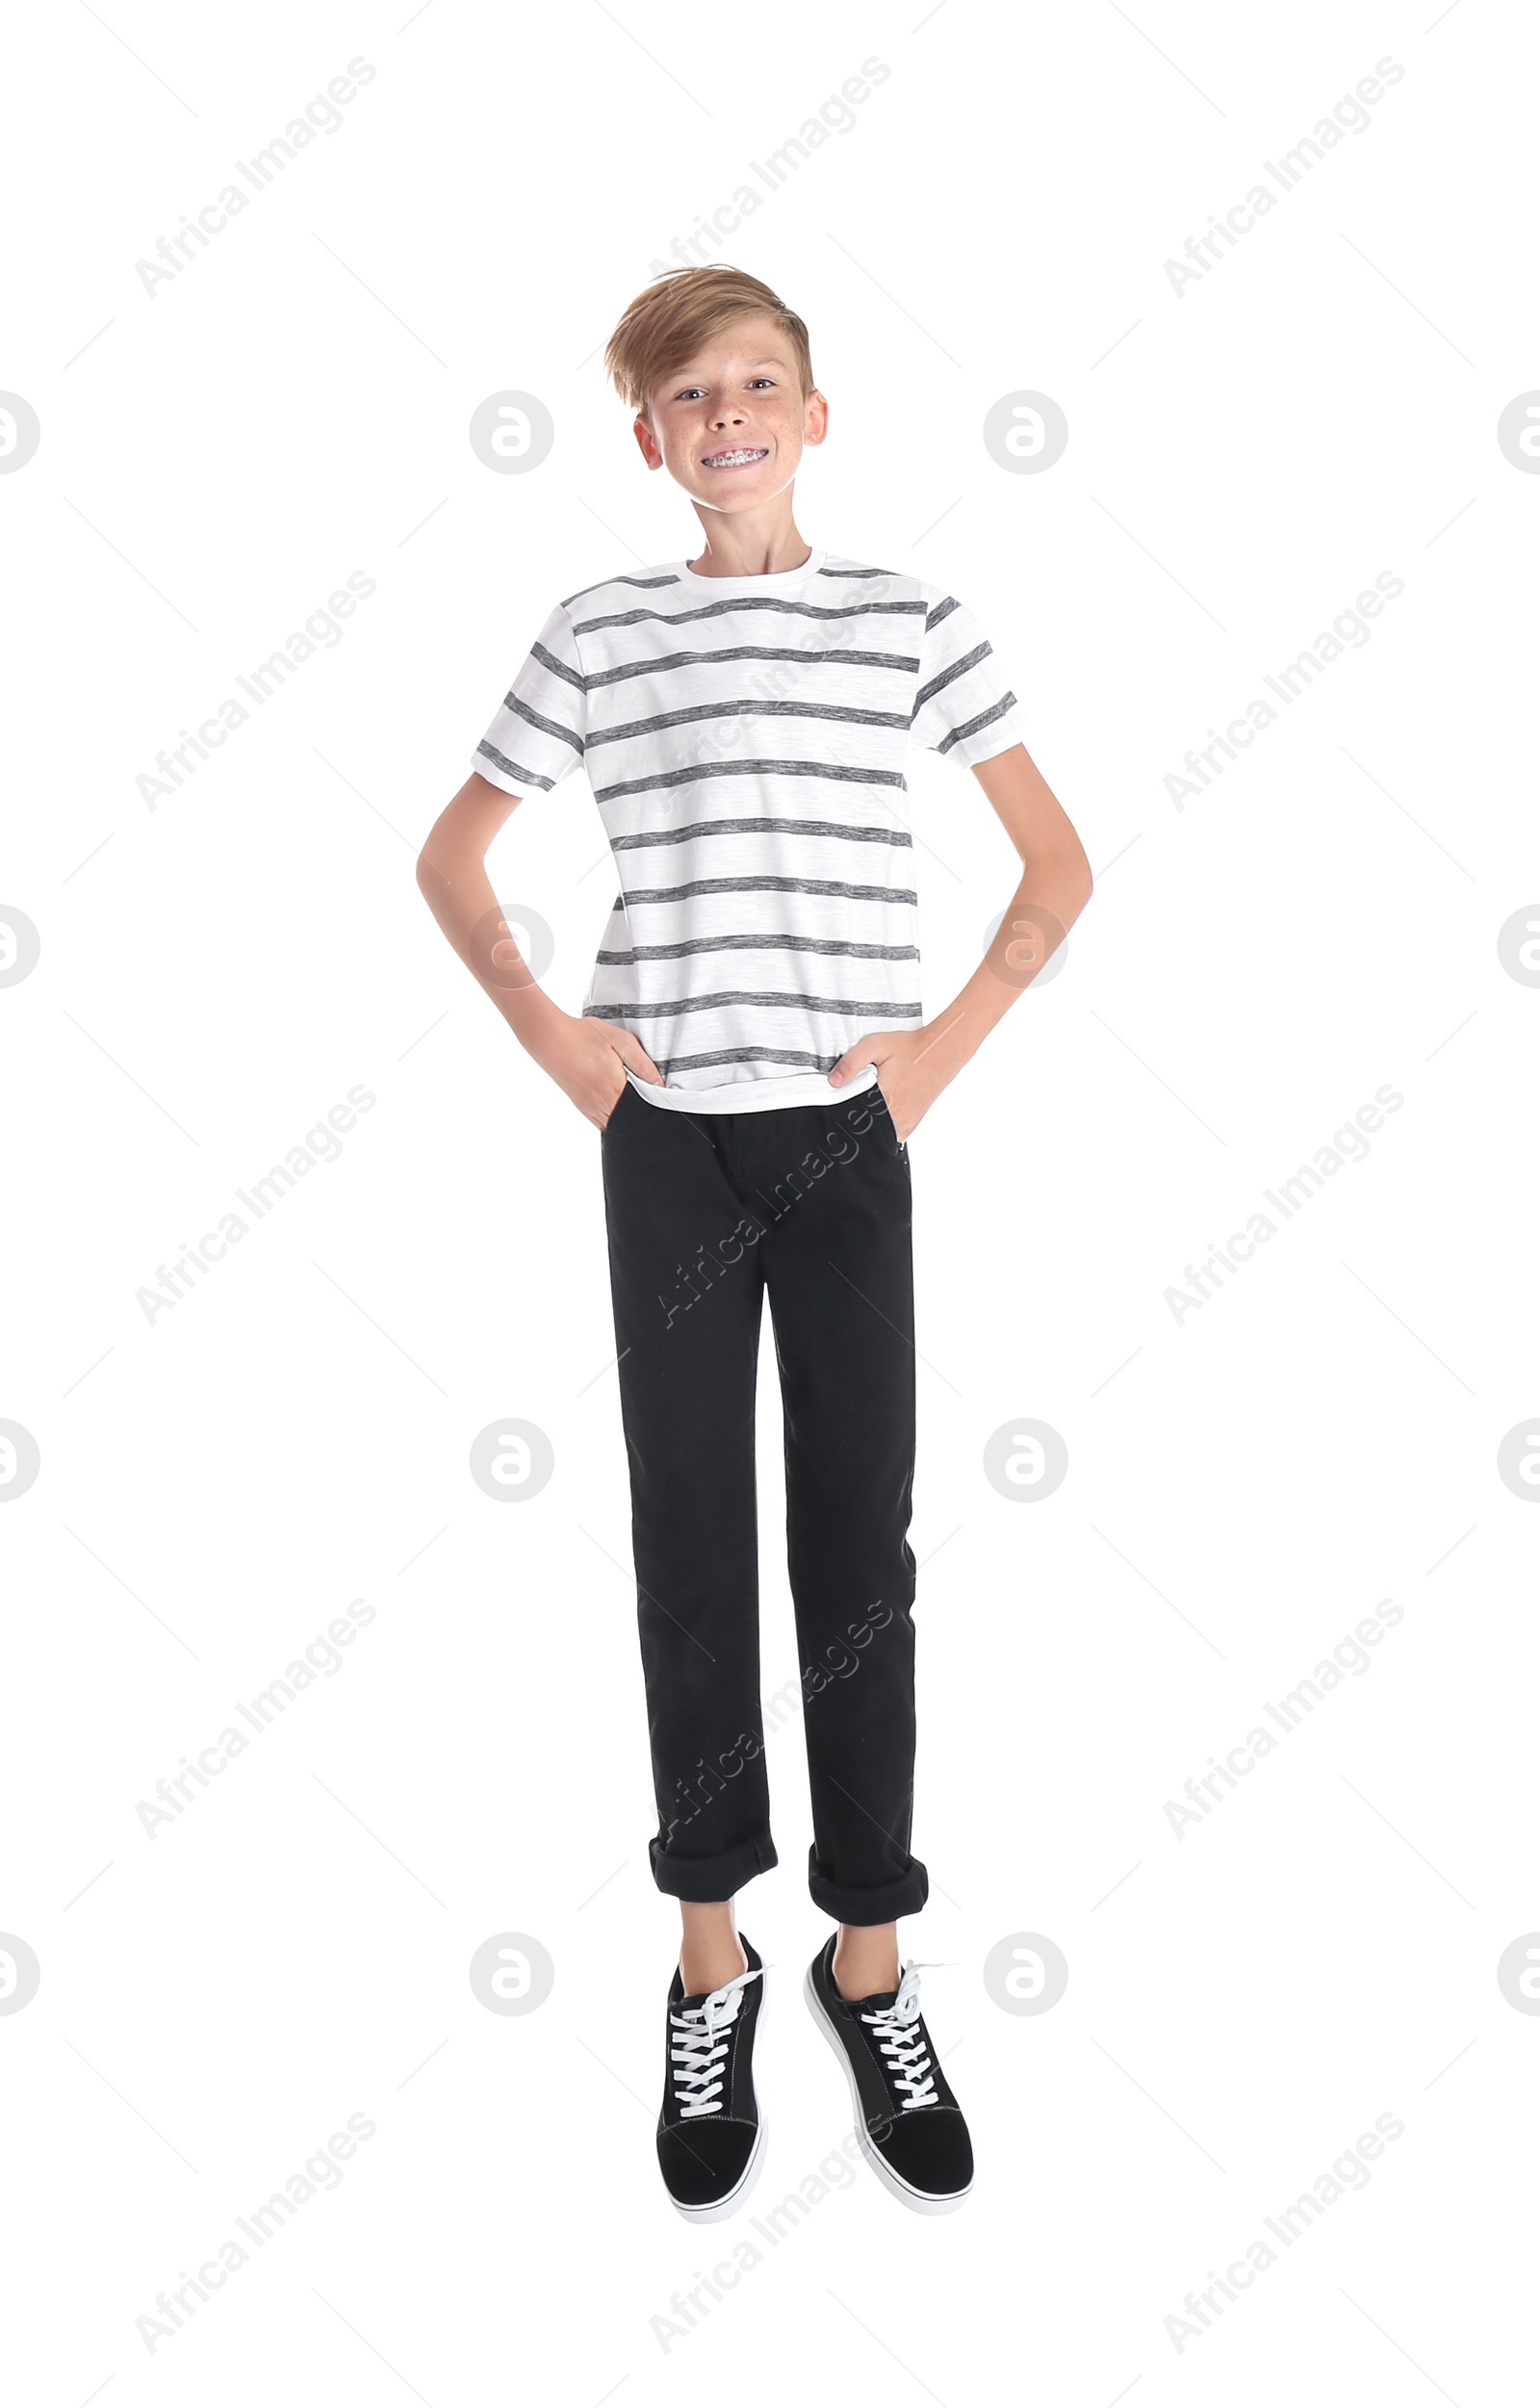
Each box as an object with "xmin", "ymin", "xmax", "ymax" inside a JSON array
[
  {"xmin": 656, "ymin": 1935, "xmax": 766, "ymax": 2220},
  {"xmin": 805, "ymin": 1935, "xmax": 972, "ymax": 2213}
]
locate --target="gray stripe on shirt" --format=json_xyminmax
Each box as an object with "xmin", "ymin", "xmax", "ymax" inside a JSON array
[
  {"xmin": 583, "ymin": 992, "xmax": 923, "ymax": 1021},
  {"xmin": 914, "ymin": 639, "xmax": 993, "ymax": 713},
  {"xmin": 597, "ymin": 933, "xmax": 920, "ymax": 961},
  {"xmin": 498, "ymin": 692, "xmax": 584, "ymax": 754},
  {"xmin": 559, "ymin": 573, "xmax": 682, "ymax": 607},
  {"xmin": 621, "ymin": 1042, "xmax": 891, "ymax": 1074},
  {"xmin": 608, "ymin": 815, "xmax": 912, "ymax": 853},
  {"xmin": 622, "ymin": 872, "xmax": 917, "ymax": 906},
  {"xmin": 936, "ymin": 692, "xmax": 1019, "ymax": 753},
  {"xmin": 574, "ymin": 596, "xmax": 927, "ymax": 636},
  {"xmin": 475, "ymin": 740, "xmax": 555, "ymax": 789},
  {"xmin": 594, "ymin": 757, "xmax": 909, "ymax": 806},
  {"xmin": 583, "ymin": 643, "xmax": 921, "ymax": 690},
  {"xmin": 586, "ymin": 696, "xmax": 912, "ymax": 747}
]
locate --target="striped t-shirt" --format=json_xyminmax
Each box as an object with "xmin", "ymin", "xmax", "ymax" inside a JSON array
[{"xmin": 472, "ymin": 546, "xmax": 1026, "ymax": 1114}]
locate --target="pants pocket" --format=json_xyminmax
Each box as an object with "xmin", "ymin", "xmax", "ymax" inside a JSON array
[{"xmin": 871, "ymin": 1082, "xmax": 907, "ymax": 1162}]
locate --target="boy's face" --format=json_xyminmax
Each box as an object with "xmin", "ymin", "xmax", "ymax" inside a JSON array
[{"xmin": 634, "ymin": 313, "xmax": 826, "ymax": 515}]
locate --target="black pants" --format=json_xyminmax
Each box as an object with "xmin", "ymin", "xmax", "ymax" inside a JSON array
[{"xmin": 600, "ymin": 1075, "xmax": 929, "ymax": 1925}]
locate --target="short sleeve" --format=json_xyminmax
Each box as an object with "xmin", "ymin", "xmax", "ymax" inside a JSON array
[
  {"xmin": 472, "ymin": 602, "xmax": 587, "ymax": 796},
  {"xmin": 910, "ymin": 593, "xmax": 1026, "ymax": 768}
]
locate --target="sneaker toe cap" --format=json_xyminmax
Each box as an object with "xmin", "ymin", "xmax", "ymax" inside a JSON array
[
  {"xmin": 658, "ymin": 2116, "xmax": 757, "ymax": 2207},
  {"xmin": 877, "ymin": 2107, "xmax": 973, "ymax": 2198}
]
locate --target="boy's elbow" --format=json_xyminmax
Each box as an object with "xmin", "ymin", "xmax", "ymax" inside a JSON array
[{"xmin": 1059, "ymin": 831, "xmax": 1092, "ymax": 919}]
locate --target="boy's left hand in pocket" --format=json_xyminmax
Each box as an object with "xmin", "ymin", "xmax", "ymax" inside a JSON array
[{"xmin": 827, "ymin": 1026, "xmax": 950, "ymax": 1142}]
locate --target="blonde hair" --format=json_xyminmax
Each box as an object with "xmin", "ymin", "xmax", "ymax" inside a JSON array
[{"xmin": 603, "ymin": 264, "xmax": 814, "ymax": 420}]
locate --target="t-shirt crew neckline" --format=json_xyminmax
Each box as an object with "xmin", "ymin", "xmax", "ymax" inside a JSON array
[{"xmin": 672, "ymin": 547, "xmax": 826, "ymax": 590}]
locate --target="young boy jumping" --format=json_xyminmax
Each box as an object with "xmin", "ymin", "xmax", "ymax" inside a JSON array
[{"xmin": 416, "ymin": 265, "xmax": 1092, "ymax": 2219}]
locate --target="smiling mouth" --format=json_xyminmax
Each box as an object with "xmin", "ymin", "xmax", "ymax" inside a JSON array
[{"xmin": 701, "ymin": 447, "xmax": 769, "ymax": 470}]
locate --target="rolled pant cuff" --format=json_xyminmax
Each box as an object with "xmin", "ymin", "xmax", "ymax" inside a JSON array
[
  {"xmin": 649, "ymin": 1830, "xmax": 779, "ymax": 1904},
  {"xmin": 808, "ymin": 1850, "xmax": 929, "ymax": 1926}
]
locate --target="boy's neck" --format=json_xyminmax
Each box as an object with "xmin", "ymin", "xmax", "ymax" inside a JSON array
[{"xmin": 684, "ymin": 517, "xmax": 813, "ymax": 578}]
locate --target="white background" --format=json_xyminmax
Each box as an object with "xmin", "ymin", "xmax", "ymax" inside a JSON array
[{"xmin": 3, "ymin": 0, "xmax": 1536, "ymax": 2399}]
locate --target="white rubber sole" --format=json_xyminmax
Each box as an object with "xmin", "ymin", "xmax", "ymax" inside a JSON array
[
  {"xmin": 667, "ymin": 1979, "xmax": 767, "ymax": 2224},
  {"xmin": 803, "ymin": 1963, "xmax": 971, "ymax": 2216}
]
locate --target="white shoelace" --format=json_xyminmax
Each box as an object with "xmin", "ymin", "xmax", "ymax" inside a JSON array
[
  {"xmin": 861, "ymin": 1960, "xmax": 947, "ymax": 2109},
  {"xmin": 669, "ymin": 1963, "xmax": 763, "ymax": 2118}
]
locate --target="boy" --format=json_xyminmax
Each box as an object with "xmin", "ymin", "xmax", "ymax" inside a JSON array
[{"xmin": 416, "ymin": 265, "xmax": 1092, "ymax": 2218}]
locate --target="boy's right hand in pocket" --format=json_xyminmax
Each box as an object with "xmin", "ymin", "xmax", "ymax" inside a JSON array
[{"xmin": 522, "ymin": 1006, "xmax": 664, "ymax": 1131}]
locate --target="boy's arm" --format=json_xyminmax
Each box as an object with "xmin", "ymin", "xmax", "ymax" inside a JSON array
[
  {"xmin": 827, "ymin": 742, "xmax": 1093, "ymax": 1140},
  {"xmin": 415, "ymin": 771, "xmax": 662, "ymax": 1130}
]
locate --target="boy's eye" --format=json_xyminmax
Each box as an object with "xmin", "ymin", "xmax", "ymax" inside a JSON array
[{"xmin": 675, "ymin": 377, "xmax": 776, "ymax": 399}]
